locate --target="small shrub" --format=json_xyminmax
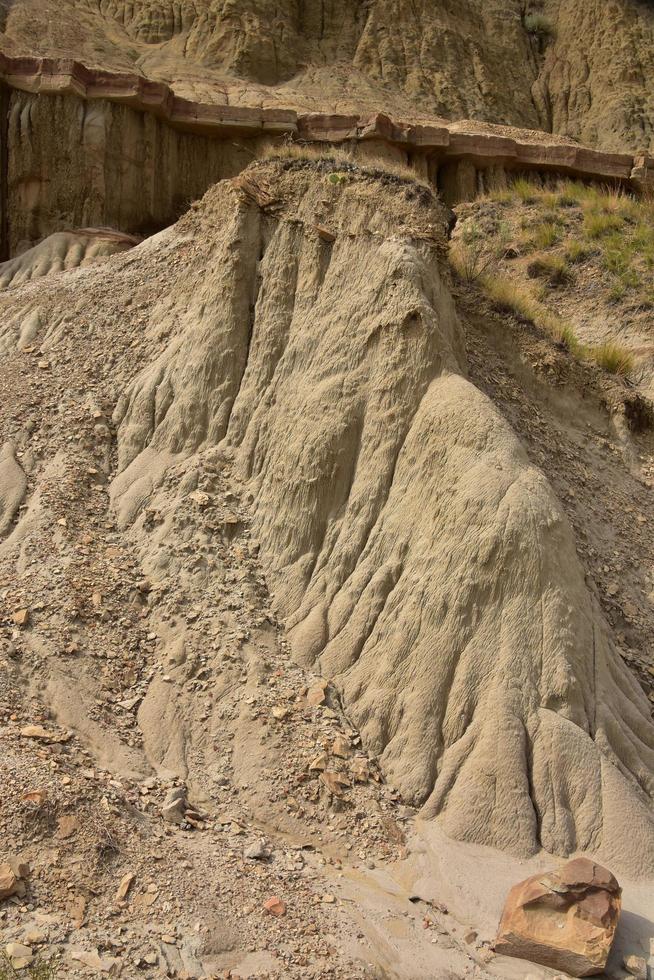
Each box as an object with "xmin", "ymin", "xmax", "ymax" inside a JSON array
[
  {"xmin": 449, "ymin": 221, "xmax": 512, "ymax": 283},
  {"xmin": 524, "ymin": 12, "xmax": 554, "ymax": 36},
  {"xmin": 590, "ymin": 341, "xmax": 634, "ymax": 376}
]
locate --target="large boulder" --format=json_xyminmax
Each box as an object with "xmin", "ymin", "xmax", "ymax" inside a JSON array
[{"xmin": 495, "ymin": 857, "xmax": 622, "ymax": 977}]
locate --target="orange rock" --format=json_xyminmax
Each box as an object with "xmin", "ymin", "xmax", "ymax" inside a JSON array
[
  {"xmin": 0, "ymin": 864, "xmax": 19, "ymax": 899},
  {"xmin": 495, "ymin": 857, "xmax": 621, "ymax": 977},
  {"xmin": 12, "ymin": 608, "xmax": 29, "ymax": 627},
  {"xmin": 263, "ymin": 896, "xmax": 286, "ymax": 917}
]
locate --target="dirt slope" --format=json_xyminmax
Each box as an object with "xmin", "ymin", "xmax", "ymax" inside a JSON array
[{"xmin": 3, "ymin": 0, "xmax": 654, "ymax": 151}]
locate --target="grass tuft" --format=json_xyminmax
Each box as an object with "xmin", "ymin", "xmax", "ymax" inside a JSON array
[
  {"xmin": 583, "ymin": 211, "xmax": 624, "ymax": 239},
  {"xmin": 589, "ymin": 341, "xmax": 634, "ymax": 376},
  {"xmin": 564, "ymin": 240, "xmax": 594, "ymax": 264},
  {"xmin": 526, "ymin": 253, "xmax": 574, "ymax": 286},
  {"xmin": 532, "ymin": 221, "xmax": 563, "ymax": 249}
]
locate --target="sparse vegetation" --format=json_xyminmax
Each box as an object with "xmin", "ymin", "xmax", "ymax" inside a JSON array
[
  {"xmin": 0, "ymin": 954, "xmax": 58, "ymax": 980},
  {"xmin": 449, "ymin": 222, "xmax": 509, "ymax": 282},
  {"xmin": 449, "ymin": 175, "xmax": 650, "ymax": 379},
  {"xmin": 583, "ymin": 211, "xmax": 623, "ymax": 239},
  {"xmin": 527, "ymin": 254, "xmax": 574, "ymax": 286},
  {"xmin": 261, "ymin": 140, "xmax": 431, "ymax": 190},
  {"xmin": 524, "ymin": 12, "xmax": 554, "ymax": 36},
  {"xmin": 589, "ymin": 341, "xmax": 634, "ymax": 376},
  {"xmin": 532, "ymin": 221, "xmax": 563, "ymax": 249},
  {"xmin": 564, "ymin": 240, "xmax": 594, "ymax": 263},
  {"xmin": 513, "ymin": 177, "xmax": 542, "ymax": 204}
]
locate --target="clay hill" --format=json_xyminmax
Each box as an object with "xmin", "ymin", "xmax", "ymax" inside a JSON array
[{"xmin": 1, "ymin": 3, "xmax": 654, "ymax": 980}]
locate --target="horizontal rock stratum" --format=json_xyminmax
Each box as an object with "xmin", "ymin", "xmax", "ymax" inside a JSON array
[
  {"xmin": 0, "ymin": 54, "xmax": 650, "ymax": 183},
  {"xmin": 1, "ymin": 53, "xmax": 654, "ymax": 257}
]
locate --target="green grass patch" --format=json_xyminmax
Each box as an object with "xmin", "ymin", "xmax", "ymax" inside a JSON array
[
  {"xmin": 533, "ymin": 221, "xmax": 563, "ymax": 249},
  {"xmin": 583, "ymin": 211, "xmax": 624, "ymax": 239},
  {"xmin": 564, "ymin": 240, "xmax": 594, "ymax": 264}
]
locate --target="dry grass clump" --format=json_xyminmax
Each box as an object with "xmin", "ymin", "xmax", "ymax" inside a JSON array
[
  {"xmin": 532, "ymin": 221, "xmax": 563, "ymax": 249},
  {"xmin": 481, "ymin": 274, "xmax": 636, "ymax": 372},
  {"xmin": 590, "ymin": 341, "xmax": 634, "ymax": 376},
  {"xmin": 449, "ymin": 222, "xmax": 510, "ymax": 282},
  {"xmin": 261, "ymin": 141, "xmax": 431, "ymax": 189},
  {"xmin": 482, "ymin": 277, "xmax": 579, "ymax": 351},
  {"xmin": 564, "ymin": 240, "xmax": 594, "ymax": 264},
  {"xmin": 583, "ymin": 211, "xmax": 624, "ymax": 239},
  {"xmin": 527, "ymin": 253, "xmax": 574, "ymax": 286}
]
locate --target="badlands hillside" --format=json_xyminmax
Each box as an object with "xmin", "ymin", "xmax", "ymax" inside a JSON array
[{"xmin": 1, "ymin": 3, "xmax": 654, "ymax": 980}]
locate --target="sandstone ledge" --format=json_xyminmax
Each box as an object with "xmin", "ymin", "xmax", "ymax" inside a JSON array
[{"xmin": 0, "ymin": 53, "xmax": 651, "ymax": 190}]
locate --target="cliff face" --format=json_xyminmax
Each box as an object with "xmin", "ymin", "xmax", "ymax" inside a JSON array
[{"xmin": 2, "ymin": 0, "xmax": 654, "ymax": 151}]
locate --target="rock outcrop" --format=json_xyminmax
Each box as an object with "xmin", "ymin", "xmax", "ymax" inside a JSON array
[
  {"xmin": 0, "ymin": 228, "xmax": 139, "ymax": 288},
  {"xmin": 495, "ymin": 858, "xmax": 622, "ymax": 977}
]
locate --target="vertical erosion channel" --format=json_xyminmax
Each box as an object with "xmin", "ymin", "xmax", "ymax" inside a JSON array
[{"xmin": 0, "ymin": 81, "xmax": 8, "ymax": 261}]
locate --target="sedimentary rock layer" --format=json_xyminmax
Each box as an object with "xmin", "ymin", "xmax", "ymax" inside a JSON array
[
  {"xmin": 3, "ymin": 0, "xmax": 654, "ymax": 153},
  {"xmin": 1, "ymin": 54, "xmax": 653, "ymax": 255}
]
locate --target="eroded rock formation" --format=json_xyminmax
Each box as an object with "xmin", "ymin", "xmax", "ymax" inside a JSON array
[
  {"xmin": 3, "ymin": 161, "xmax": 652, "ymax": 873},
  {"xmin": 2, "ymin": 54, "xmax": 653, "ymax": 256}
]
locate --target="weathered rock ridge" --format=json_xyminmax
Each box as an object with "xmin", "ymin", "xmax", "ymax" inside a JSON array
[{"xmin": 2, "ymin": 162, "xmax": 653, "ymax": 874}]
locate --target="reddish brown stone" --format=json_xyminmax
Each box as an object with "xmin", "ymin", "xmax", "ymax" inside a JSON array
[{"xmin": 495, "ymin": 858, "xmax": 621, "ymax": 977}]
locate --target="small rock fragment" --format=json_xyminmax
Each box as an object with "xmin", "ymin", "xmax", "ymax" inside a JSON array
[
  {"xmin": 115, "ymin": 872, "xmax": 136, "ymax": 902},
  {"xmin": 306, "ymin": 680, "xmax": 329, "ymax": 706},
  {"xmin": 263, "ymin": 896, "xmax": 286, "ymax": 917},
  {"xmin": 0, "ymin": 864, "xmax": 19, "ymax": 899},
  {"xmin": 623, "ymin": 954, "xmax": 647, "ymax": 979},
  {"xmin": 331, "ymin": 735, "xmax": 352, "ymax": 758},
  {"xmin": 5, "ymin": 943, "xmax": 33, "ymax": 969},
  {"xmin": 244, "ymin": 839, "xmax": 271, "ymax": 861},
  {"xmin": 12, "ymin": 608, "xmax": 29, "ymax": 627}
]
